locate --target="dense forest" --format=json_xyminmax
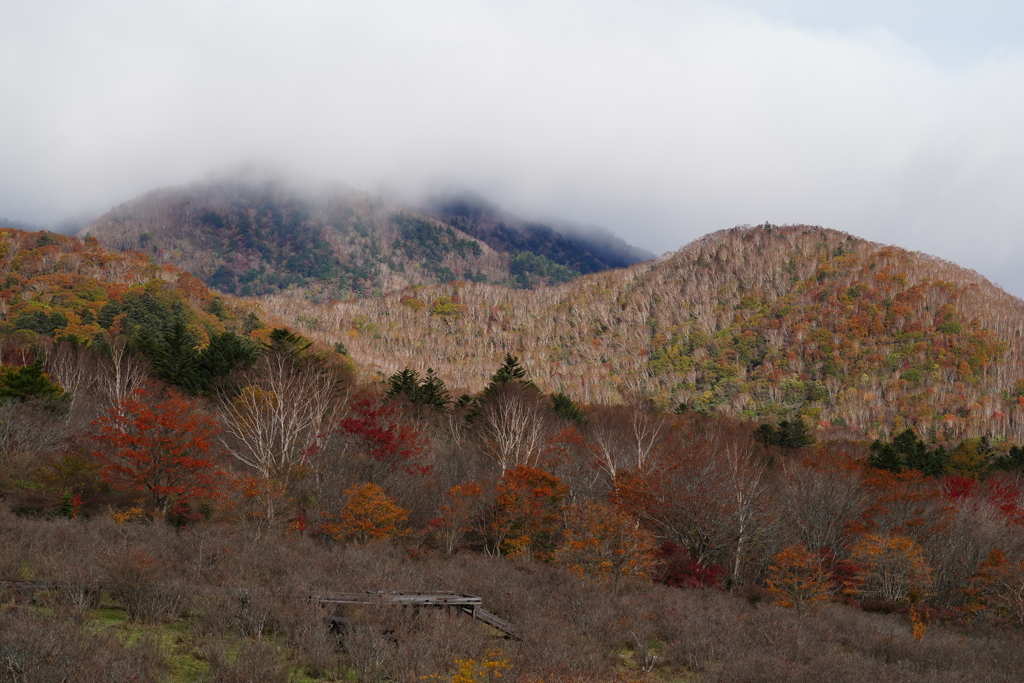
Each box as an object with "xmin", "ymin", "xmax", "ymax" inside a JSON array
[{"xmin": 3, "ymin": 226, "xmax": 1024, "ymax": 680}]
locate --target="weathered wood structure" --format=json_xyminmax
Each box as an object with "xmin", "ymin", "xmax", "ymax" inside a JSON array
[
  {"xmin": 0, "ymin": 582, "xmax": 519, "ymax": 640},
  {"xmin": 305, "ymin": 590, "xmax": 519, "ymax": 639}
]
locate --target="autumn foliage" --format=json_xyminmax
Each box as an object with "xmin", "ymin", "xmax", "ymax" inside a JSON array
[
  {"xmin": 554, "ymin": 501, "xmax": 658, "ymax": 588},
  {"xmin": 967, "ymin": 549, "xmax": 1024, "ymax": 625},
  {"xmin": 328, "ymin": 483, "xmax": 409, "ymax": 544},
  {"xmin": 850, "ymin": 534, "xmax": 933, "ymax": 605},
  {"xmin": 249, "ymin": 224, "xmax": 1024, "ymax": 446},
  {"xmin": 91, "ymin": 384, "xmax": 224, "ymax": 513},
  {"xmin": 488, "ymin": 466, "xmax": 567, "ymax": 558},
  {"xmin": 655, "ymin": 542, "xmax": 726, "ymax": 589},
  {"xmin": 766, "ymin": 545, "xmax": 834, "ymax": 613},
  {"xmin": 9, "ymin": 221, "xmax": 1024, "ymax": 680},
  {"xmin": 338, "ymin": 395, "xmax": 430, "ymax": 475},
  {"xmin": 433, "ymin": 482, "xmax": 484, "ymax": 555}
]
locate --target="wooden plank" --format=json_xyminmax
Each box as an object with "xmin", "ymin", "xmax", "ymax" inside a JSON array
[
  {"xmin": 460, "ymin": 605, "xmax": 520, "ymax": 640},
  {"xmin": 307, "ymin": 591, "xmax": 483, "ymax": 606}
]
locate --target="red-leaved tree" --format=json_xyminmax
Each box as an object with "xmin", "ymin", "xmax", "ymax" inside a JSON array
[
  {"xmin": 337, "ymin": 395, "xmax": 430, "ymax": 476},
  {"xmin": 92, "ymin": 384, "xmax": 225, "ymax": 513}
]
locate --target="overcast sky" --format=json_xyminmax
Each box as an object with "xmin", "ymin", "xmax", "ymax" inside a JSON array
[{"xmin": 2, "ymin": 0, "xmax": 1024, "ymax": 294}]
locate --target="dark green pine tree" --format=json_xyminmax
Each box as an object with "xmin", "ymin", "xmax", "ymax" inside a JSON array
[
  {"xmin": 418, "ymin": 368, "xmax": 451, "ymax": 409},
  {"xmin": 387, "ymin": 368, "xmax": 421, "ymax": 401},
  {"xmin": 756, "ymin": 419, "xmax": 814, "ymax": 448},
  {"xmin": 869, "ymin": 440, "xmax": 903, "ymax": 473},
  {"xmin": 243, "ymin": 311, "xmax": 265, "ymax": 335},
  {"xmin": 267, "ymin": 327, "xmax": 312, "ymax": 356},
  {"xmin": 97, "ymin": 300, "xmax": 122, "ymax": 329},
  {"xmin": 894, "ymin": 429, "xmax": 947, "ymax": 475},
  {"xmin": 207, "ymin": 297, "xmax": 229, "ymax": 320},
  {"xmin": 490, "ymin": 353, "xmax": 528, "ymax": 384},
  {"xmin": 869, "ymin": 428, "xmax": 947, "ymax": 476},
  {"xmin": 145, "ymin": 320, "xmax": 203, "ymax": 394},
  {"xmin": 386, "ymin": 367, "xmax": 451, "ymax": 409},
  {"xmin": 0, "ymin": 358, "xmax": 63, "ymax": 401},
  {"xmin": 466, "ymin": 354, "xmax": 537, "ymax": 422},
  {"xmin": 993, "ymin": 445, "xmax": 1024, "ymax": 472},
  {"xmin": 756, "ymin": 423, "xmax": 781, "ymax": 446},
  {"xmin": 777, "ymin": 419, "xmax": 815, "ymax": 448},
  {"xmin": 198, "ymin": 331, "xmax": 258, "ymax": 381},
  {"xmin": 551, "ymin": 391, "xmax": 586, "ymax": 426}
]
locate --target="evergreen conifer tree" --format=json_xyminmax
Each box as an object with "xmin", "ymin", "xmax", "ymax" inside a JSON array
[{"xmin": 552, "ymin": 391, "xmax": 586, "ymax": 426}]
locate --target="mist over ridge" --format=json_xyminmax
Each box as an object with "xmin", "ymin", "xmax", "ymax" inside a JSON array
[
  {"xmin": 78, "ymin": 177, "xmax": 654, "ymax": 301},
  {"xmin": 2, "ymin": 1, "xmax": 1024, "ymax": 296}
]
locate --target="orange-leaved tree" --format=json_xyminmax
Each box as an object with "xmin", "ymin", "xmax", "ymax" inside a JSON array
[
  {"xmin": 488, "ymin": 466, "xmax": 567, "ymax": 558},
  {"xmin": 229, "ymin": 474, "xmax": 294, "ymax": 541},
  {"xmin": 850, "ymin": 533, "xmax": 933, "ymax": 605},
  {"xmin": 92, "ymin": 383, "xmax": 225, "ymax": 514},
  {"xmin": 424, "ymin": 649, "xmax": 512, "ymax": 683},
  {"xmin": 433, "ymin": 482, "xmax": 484, "ymax": 555},
  {"xmin": 766, "ymin": 544, "xmax": 834, "ymax": 615},
  {"xmin": 554, "ymin": 500, "xmax": 657, "ymax": 591},
  {"xmin": 333, "ymin": 483, "xmax": 409, "ymax": 544},
  {"xmin": 966, "ymin": 549, "xmax": 1024, "ymax": 625}
]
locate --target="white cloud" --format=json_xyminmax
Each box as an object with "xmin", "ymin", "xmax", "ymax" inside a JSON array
[{"xmin": 1, "ymin": 0, "xmax": 1023, "ymax": 293}]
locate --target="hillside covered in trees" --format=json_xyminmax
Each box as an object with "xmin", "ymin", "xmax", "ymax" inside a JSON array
[
  {"xmin": 80, "ymin": 181, "xmax": 650, "ymax": 301},
  {"xmin": 425, "ymin": 193, "xmax": 654, "ymax": 272},
  {"xmin": 3, "ymin": 225, "xmax": 1024, "ymax": 680},
  {"xmin": 258, "ymin": 225, "xmax": 1024, "ymax": 444}
]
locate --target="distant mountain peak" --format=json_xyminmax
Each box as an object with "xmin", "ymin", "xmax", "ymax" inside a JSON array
[{"xmin": 80, "ymin": 180, "xmax": 653, "ymax": 301}]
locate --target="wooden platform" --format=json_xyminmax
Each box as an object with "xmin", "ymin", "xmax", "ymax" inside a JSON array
[
  {"xmin": 1, "ymin": 583, "xmax": 520, "ymax": 639},
  {"xmin": 303, "ymin": 590, "xmax": 518, "ymax": 639}
]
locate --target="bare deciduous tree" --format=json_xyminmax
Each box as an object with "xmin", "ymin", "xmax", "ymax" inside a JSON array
[
  {"xmin": 479, "ymin": 385, "xmax": 546, "ymax": 473},
  {"xmin": 43, "ymin": 340, "xmax": 96, "ymax": 417},
  {"xmin": 777, "ymin": 460, "xmax": 867, "ymax": 554},
  {"xmin": 219, "ymin": 352, "xmax": 346, "ymax": 479},
  {"xmin": 722, "ymin": 443, "xmax": 769, "ymax": 587},
  {"xmin": 95, "ymin": 336, "xmax": 149, "ymax": 413}
]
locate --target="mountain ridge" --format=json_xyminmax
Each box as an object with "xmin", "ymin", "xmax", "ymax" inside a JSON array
[{"xmin": 79, "ymin": 181, "xmax": 652, "ymax": 300}]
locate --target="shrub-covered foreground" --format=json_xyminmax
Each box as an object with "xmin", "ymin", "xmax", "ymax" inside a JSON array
[
  {"xmin": 1, "ymin": 244, "xmax": 1024, "ymax": 682},
  {"xmin": 2, "ymin": 511, "xmax": 1024, "ymax": 683}
]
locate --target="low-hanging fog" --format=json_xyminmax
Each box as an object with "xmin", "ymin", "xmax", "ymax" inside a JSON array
[{"xmin": 2, "ymin": 1, "xmax": 1024, "ymax": 293}]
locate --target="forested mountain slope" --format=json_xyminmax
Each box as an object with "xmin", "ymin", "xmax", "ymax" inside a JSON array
[
  {"xmin": 425, "ymin": 194, "xmax": 654, "ymax": 272},
  {"xmin": 260, "ymin": 225, "xmax": 1024, "ymax": 442},
  {"xmin": 0, "ymin": 227, "xmax": 310, "ymax": 396},
  {"xmin": 80, "ymin": 182, "xmax": 649, "ymax": 300},
  {"xmin": 0, "ymin": 229, "xmax": 234, "ymax": 343}
]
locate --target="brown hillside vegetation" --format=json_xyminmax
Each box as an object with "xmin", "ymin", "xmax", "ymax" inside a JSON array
[
  {"xmin": 5, "ymin": 512, "xmax": 1024, "ymax": 683},
  {"xmin": 263, "ymin": 225, "xmax": 1024, "ymax": 442}
]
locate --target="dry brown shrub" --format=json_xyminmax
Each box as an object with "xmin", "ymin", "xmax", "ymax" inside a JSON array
[
  {"xmin": 200, "ymin": 638, "xmax": 290, "ymax": 683},
  {"xmin": 104, "ymin": 547, "xmax": 189, "ymax": 623},
  {"xmin": 0, "ymin": 608, "xmax": 165, "ymax": 682}
]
